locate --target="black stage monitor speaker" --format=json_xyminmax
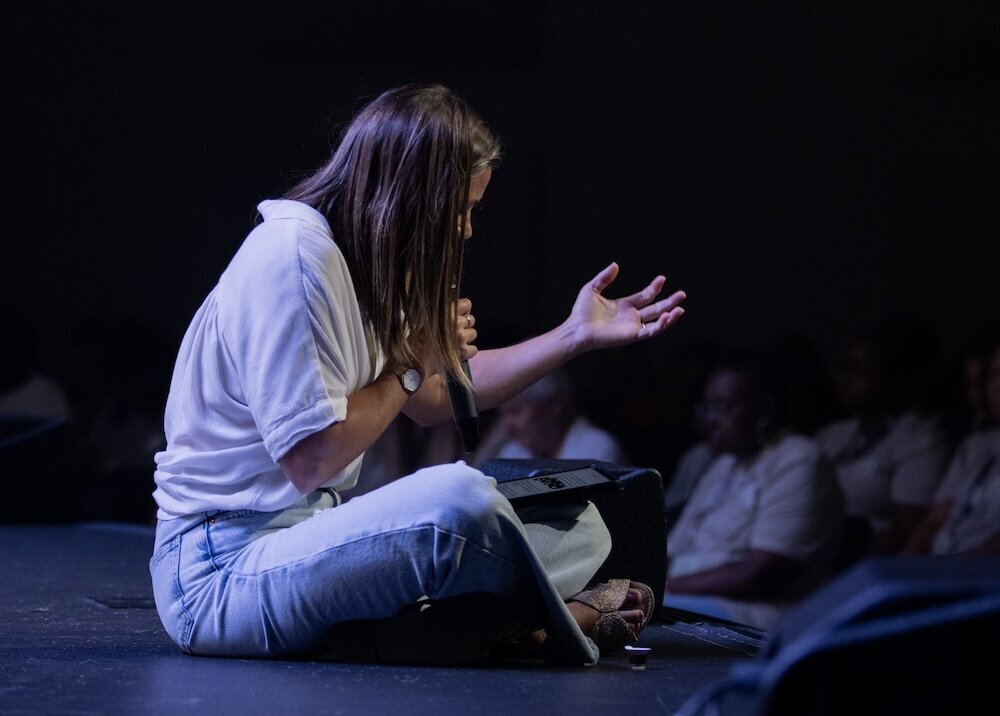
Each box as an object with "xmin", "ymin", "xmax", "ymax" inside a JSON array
[{"xmin": 676, "ymin": 555, "xmax": 1000, "ymax": 715}]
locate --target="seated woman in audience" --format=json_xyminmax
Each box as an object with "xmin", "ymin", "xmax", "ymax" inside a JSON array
[
  {"xmin": 663, "ymin": 349, "xmax": 845, "ymax": 631},
  {"xmin": 902, "ymin": 335, "xmax": 1000, "ymax": 556},
  {"xmin": 664, "ymin": 334, "xmax": 839, "ymax": 535},
  {"xmin": 815, "ymin": 314, "xmax": 951, "ymax": 556}
]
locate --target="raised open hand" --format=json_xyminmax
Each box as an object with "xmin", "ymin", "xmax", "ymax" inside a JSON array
[{"xmin": 568, "ymin": 262, "xmax": 686, "ymax": 350}]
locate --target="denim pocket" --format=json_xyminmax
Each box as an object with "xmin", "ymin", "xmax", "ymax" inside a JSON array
[
  {"xmin": 203, "ymin": 509, "xmax": 266, "ymax": 568},
  {"xmin": 150, "ymin": 533, "xmax": 178, "ymax": 569}
]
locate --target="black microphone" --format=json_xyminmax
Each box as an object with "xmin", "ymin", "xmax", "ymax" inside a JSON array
[{"xmin": 446, "ymin": 359, "xmax": 480, "ymax": 452}]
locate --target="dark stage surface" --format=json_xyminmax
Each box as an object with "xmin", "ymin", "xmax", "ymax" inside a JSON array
[
  {"xmin": 0, "ymin": 523, "xmax": 763, "ymax": 715},
  {"xmin": 4, "ymin": 523, "xmax": 997, "ymax": 715}
]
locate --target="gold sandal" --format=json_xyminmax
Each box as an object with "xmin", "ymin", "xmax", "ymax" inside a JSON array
[{"xmin": 569, "ymin": 579, "xmax": 655, "ymax": 653}]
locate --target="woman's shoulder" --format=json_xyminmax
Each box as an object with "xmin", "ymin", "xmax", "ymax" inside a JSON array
[
  {"xmin": 885, "ymin": 411, "xmax": 949, "ymax": 452},
  {"xmin": 758, "ymin": 433, "xmax": 825, "ymax": 475},
  {"xmin": 256, "ymin": 198, "xmax": 329, "ymax": 227},
  {"xmin": 775, "ymin": 432, "xmax": 822, "ymax": 458},
  {"xmin": 758, "ymin": 435, "xmax": 840, "ymax": 499},
  {"xmin": 225, "ymin": 200, "xmax": 345, "ymax": 288}
]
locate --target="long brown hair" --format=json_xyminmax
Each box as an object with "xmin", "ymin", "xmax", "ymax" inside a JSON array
[{"xmin": 284, "ymin": 84, "xmax": 501, "ymax": 383}]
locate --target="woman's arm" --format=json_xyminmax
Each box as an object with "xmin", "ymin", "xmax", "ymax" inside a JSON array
[
  {"xmin": 665, "ymin": 550, "xmax": 804, "ymax": 601},
  {"xmin": 403, "ymin": 262, "xmax": 686, "ymax": 425},
  {"xmin": 280, "ymin": 262, "xmax": 686, "ymax": 491},
  {"xmin": 278, "ymin": 371, "xmax": 413, "ymax": 493}
]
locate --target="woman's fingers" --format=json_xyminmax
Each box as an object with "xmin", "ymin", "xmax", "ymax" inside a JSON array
[
  {"xmin": 455, "ymin": 297, "xmax": 475, "ymax": 331},
  {"xmin": 455, "ymin": 298, "xmax": 477, "ymax": 358},
  {"xmin": 588, "ymin": 262, "xmax": 620, "ymax": 295},
  {"xmin": 638, "ymin": 289, "xmax": 687, "ymax": 323}
]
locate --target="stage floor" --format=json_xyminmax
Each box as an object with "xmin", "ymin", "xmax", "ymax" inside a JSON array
[{"xmin": 0, "ymin": 523, "xmax": 762, "ymax": 715}]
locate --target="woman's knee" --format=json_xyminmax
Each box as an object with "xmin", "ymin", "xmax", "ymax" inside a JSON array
[{"xmin": 403, "ymin": 462, "xmax": 514, "ymax": 533}]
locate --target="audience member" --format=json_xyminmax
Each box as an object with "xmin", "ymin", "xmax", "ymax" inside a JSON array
[
  {"xmin": 663, "ymin": 349, "xmax": 845, "ymax": 631},
  {"xmin": 663, "ymin": 334, "xmax": 837, "ymax": 535},
  {"xmin": 814, "ymin": 314, "xmax": 951, "ymax": 556},
  {"xmin": 470, "ymin": 367, "xmax": 631, "ymax": 466},
  {"xmin": 902, "ymin": 335, "xmax": 1000, "ymax": 556}
]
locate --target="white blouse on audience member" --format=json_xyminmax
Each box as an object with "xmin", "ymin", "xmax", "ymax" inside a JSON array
[
  {"xmin": 930, "ymin": 427, "xmax": 1000, "ymax": 554},
  {"xmin": 815, "ymin": 412, "xmax": 950, "ymax": 535},
  {"xmin": 668, "ymin": 434, "xmax": 845, "ymax": 601},
  {"xmin": 490, "ymin": 416, "xmax": 630, "ymax": 465}
]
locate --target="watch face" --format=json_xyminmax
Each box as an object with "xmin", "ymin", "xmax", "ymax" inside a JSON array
[{"xmin": 401, "ymin": 368, "xmax": 422, "ymax": 393}]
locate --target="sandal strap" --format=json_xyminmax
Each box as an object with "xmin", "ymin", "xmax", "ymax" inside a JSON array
[
  {"xmin": 570, "ymin": 578, "xmax": 631, "ymax": 614},
  {"xmin": 589, "ymin": 611, "xmax": 638, "ymax": 651}
]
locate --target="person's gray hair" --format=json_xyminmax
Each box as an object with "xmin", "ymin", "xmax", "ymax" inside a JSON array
[{"xmin": 516, "ymin": 368, "xmax": 576, "ymax": 411}]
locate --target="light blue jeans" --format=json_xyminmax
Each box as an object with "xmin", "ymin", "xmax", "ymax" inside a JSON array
[{"xmin": 150, "ymin": 462, "xmax": 610, "ymax": 663}]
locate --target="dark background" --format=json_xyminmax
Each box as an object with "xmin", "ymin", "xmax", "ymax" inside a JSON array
[{"xmin": 5, "ymin": 2, "xmax": 998, "ymax": 453}]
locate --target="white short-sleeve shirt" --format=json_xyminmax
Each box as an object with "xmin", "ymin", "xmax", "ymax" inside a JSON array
[
  {"xmin": 667, "ymin": 434, "xmax": 845, "ymax": 597},
  {"xmin": 931, "ymin": 427, "xmax": 1000, "ymax": 554},
  {"xmin": 493, "ymin": 416, "xmax": 630, "ymax": 465},
  {"xmin": 815, "ymin": 412, "xmax": 950, "ymax": 533},
  {"xmin": 153, "ymin": 200, "xmax": 378, "ymax": 519}
]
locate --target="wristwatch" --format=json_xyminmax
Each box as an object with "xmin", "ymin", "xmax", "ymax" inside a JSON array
[{"xmin": 391, "ymin": 367, "xmax": 423, "ymax": 396}]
